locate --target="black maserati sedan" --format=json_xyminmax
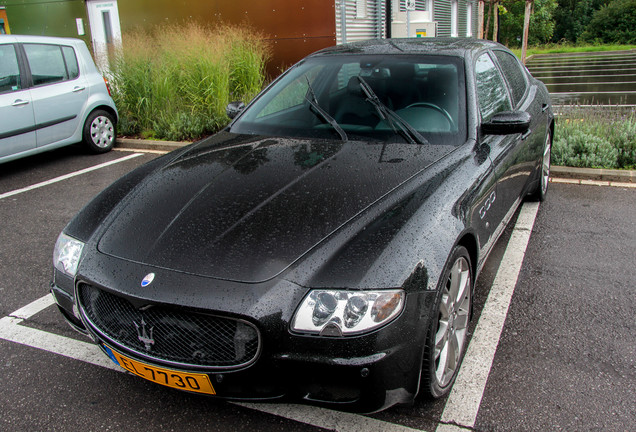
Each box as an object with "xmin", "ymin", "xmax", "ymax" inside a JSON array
[{"xmin": 51, "ymin": 38, "xmax": 553, "ymax": 413}]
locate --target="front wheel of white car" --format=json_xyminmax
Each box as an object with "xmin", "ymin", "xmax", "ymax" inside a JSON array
[{"xmin": 83, "ymin": 110, "xmax": 116, "ymax": 153}]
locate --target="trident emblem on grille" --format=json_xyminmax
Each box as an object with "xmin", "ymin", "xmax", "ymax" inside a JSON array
[{"xmin": 134, "ymin": 319, "xmax": 155, "ymax": 351}]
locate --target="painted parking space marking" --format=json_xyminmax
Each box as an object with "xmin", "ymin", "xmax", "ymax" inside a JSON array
[
  {"xmin": 0, "ymin": 203, "xmax": 541, "ymax": 431},
  {"xmin": 436, "ymin": 202, "xmax": 540, "ymax": 431},
  {"xmin": 0, "ymin": 153, "xmax": 143, "ymax": 200},
  {"xmin": 235, "ymin": 403, "xmax": 424, "ymax": 432},
  {"xmin": 0, "ymin": 294, "xmax": 119, "ymax": 371}
]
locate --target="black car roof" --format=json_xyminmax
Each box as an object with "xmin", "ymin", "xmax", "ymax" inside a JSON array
[{"xmin": 310, "ymin": 37, "xmax": 504, "ymax": 60}]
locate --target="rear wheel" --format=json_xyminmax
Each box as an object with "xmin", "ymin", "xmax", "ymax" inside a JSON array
[
  {"xmin": 529, "ymin": 131, "xmax": 551, "ymax": 201},
  {"xmin": 83, "ymin": 110, "xmax": 116, "ymax": 153},
  {"xmin": 422, "ymin": 246, "xmax": 472, "ymax": 398}
]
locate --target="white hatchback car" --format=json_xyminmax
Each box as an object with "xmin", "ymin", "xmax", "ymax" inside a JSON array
[{"xmin": 0, "ymin": 35, "xmax": 118, "ymax": 164}]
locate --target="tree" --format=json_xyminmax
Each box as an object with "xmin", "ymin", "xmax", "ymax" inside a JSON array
[
  {"xmin": 498, "ymin": 0, "xmax": 557, "ymax": 47},
  {"xmin": 580, "ymin": 0, "xmax": 636, "ymax": 44},
  {"xmin": 551, "ymin": 0, "xmax": 606, "ymax": 43}
]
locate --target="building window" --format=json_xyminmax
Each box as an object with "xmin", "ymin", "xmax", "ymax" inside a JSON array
[{"xmin": 466, "ymin": 2, "xmax": 473, "ymax": 37}]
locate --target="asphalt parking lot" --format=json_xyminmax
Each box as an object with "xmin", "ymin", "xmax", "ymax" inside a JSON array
[{"xmin": 1, "ymin": 146, "xmax": 634, "ymax": 431}]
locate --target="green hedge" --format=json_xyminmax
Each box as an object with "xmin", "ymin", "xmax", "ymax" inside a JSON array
[{"xmin": 553, "ymin": 107, "xmax": 636, "ymax": 169}]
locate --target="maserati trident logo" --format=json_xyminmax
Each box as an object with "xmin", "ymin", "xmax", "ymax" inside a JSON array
[
  {"xmin": 134, "ymin": 319, "xmax": 155, "ymax": 351},
  {"xmin": 141, "ymin": 273, "xmax": 155, "ymax": 287}
]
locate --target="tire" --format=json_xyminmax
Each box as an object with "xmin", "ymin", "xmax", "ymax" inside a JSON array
[
  {"xmin": 421, "ymin": 245, "xmax": 473, "ymax": 398},
  {"xmin": 528, "ymin": 131, "xmax": 551, "ymax": 202},
  {"xmin": 83, "ymin": 110, "xmax": 116, "ymax": 153}
]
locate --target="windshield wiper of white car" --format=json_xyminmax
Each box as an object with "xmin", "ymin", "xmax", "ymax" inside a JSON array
[
  {"xmin": 305, "ymin": 77, "xmax": 348, "ymax": 142},
  {"xmin": 357, "ymin": 76, "xmax": 429, "ymax": 145}
]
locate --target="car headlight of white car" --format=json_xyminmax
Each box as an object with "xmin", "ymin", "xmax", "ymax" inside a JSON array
[
  {"xmin": 53, "ymin": 233, "xmax": 85, "ymax": 278},
  {"xmin": 292, "ymin": 289, "xmax": 404, "ymax": 336}
]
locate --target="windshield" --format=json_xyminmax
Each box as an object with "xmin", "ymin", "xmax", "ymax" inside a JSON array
[{"xmin": 230, "ymin": 54, "xmax": 467, "ymax": 145}]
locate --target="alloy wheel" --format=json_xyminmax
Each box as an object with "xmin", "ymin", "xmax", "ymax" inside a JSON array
[{"xmin": 434, "ymin": 256, "xmax": 471, "ymax": 387}]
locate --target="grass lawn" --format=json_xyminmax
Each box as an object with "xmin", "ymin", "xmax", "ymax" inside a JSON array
[{"xmin": 511, "ymin": 44, "xmax": 636, "ymax": 60}]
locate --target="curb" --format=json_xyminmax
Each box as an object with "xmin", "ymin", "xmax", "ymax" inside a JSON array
[
  {"xmin": 551, "ymin": 166, "xmax": 635, "ymax": 183},
  {"xmin": 116, "ymin": 138, "xmax": 192, "ymax": 152},
  {"xmin": 115, "ymin": 138, "xmax": 635, "ymax": 184}
]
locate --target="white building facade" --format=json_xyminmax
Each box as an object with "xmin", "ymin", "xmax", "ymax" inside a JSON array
[{"xmin": 335, "ymin": 0, "xmax": 479, "ymax": 44}]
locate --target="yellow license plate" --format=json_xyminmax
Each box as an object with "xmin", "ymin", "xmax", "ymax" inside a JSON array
[{"xmin": 104, "ymin": 345, "xmax": 216, "ymax": 395}]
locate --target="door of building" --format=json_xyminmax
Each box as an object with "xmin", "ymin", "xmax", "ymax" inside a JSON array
[{"xmin": 85, "ymin": 0, "xmax": 122, "ymax": 71}]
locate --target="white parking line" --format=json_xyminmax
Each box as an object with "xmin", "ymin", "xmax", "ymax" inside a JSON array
[
  {"xmin": 436, "ymin": 202, "xmax": 540, "ymax": 431},
  {"xmin": 0, "ymin": 203, "xmax": 541, "ymax": 432},
  {"xmin": 0, "ymin": 295, "xmax": 118, "ymax": 371},
  {"xmin": 235, "ymin": 402, "xmax": 423, "ymax": 432},
  {"xmin": 0, "ymin": 153, "xmax": 143, "ymax": 200}
]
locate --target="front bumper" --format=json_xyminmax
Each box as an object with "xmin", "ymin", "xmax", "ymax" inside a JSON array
[{"xmin": 51, "ymin": 258, "xmax": 436, "ymax": 413}]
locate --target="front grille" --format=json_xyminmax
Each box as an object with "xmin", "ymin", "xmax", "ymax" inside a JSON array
[{"xmin": 78, "ymin": 284, "xmax": 260, "ymax": 369}]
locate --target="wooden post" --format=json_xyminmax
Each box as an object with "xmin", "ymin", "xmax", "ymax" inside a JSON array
[
  {"xmin": 493, "ymin": 1, "xmax": 499, "ymax": 42},
  {"xmin": 521, "ymin": 0, "xmax": 532, "ymax": 64},
  {"xmin": 478, "ymin": 0, "xmax": 485, "ymax": 39}
]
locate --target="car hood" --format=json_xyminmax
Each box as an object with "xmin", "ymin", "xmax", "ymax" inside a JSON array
[{"xmin": 97, "ymin": 132, "xmax": 456, "ymax": 282}]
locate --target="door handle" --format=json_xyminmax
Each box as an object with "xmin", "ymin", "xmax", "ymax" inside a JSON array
[
  {"xmin": 541, "ymin": 104, "xmax": 549, "ymax": 112},
  {"xmin": 72, "ymin": 86, "xmax": 86, "ymax": 92},
  {"xmin": 12, "ymin": 99, "xmax": 30, "ymax": 107}
]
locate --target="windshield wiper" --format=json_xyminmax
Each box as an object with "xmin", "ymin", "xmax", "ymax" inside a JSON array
[
  {"xmin": 305, "ymin": 77, "xmax": 347, "ymax": 142},
  {"xmin": 357, "ymin": 76, "xmax": 429, "ymax": 145}
]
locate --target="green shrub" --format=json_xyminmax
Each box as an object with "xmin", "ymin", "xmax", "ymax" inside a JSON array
[
  {"xmin": 110, "ymin": 23, "xmax": 270, "ymax": 141},
  {"xmin": 553, "ymin": 107, "xmax": 636, "ymax": 169}
]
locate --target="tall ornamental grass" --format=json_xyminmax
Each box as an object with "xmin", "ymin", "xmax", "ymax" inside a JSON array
[
  {"xmin": 110, "ymin": 23, "xmax": 270, "ymax": 141},
  {"xmin": 553, "ymin": 106, "xmax": 636, "ymax": 169}
]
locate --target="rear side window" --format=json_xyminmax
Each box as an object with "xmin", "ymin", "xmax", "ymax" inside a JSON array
[
  {"xmin": 62, "ymin": 46, "xmax": 80, "ymax": 79},
  {"xmin": 24, "ymin": 43, "xmax": 79, "ymax": 86},
  {"xmin": 0, "ymin": 44, "xmax": 21, "ymax": 94},
  {"xmin": 493, "ymin": 50, "xmax": 527, "ymax": 107},
  {"xmin": 475, "ymin": 53, "xmax": 512, "ymax": 122}
]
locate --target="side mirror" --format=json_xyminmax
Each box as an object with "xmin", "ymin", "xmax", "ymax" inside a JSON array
[
  {"xmin": 482, "ymin": 111, "xmax": 531, "ymax": 135},
  {"xmin": 226, "ymin": 101, "xmax": 245, "ymax": 119}
]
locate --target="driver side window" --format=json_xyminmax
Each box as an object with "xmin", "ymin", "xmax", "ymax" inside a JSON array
[{"xmin": 475, "ymin": 53, "xmax": 511, "ymax": 122}]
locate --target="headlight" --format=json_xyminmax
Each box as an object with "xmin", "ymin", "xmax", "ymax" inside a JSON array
[
  {"xmin": 53, "ymin": 233, "xmax": 85, "ymax": 277},
  {"xmin": 291, "ymin": 289, "xmax": 404, "ymax": 336}
]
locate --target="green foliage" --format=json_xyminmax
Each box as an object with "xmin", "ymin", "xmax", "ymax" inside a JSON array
[
  {"xmin": 581, "ymin": 0, "xmax": 636, "ymax": 44},
  {"xmin": 553, "ymin": 107, "xmax": 636, "ymax": 169},
  {"xmin": 110, "ymin": 23, "xmax": 270, "ymax": 141},
  {"xmin": 497, "ymin": 0, "xmax": 558, "ymax": 47}
]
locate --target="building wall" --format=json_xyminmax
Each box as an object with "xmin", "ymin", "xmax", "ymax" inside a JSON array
[
  {"xmin": 335, "ymin": 0, "xmax": 385, "ymax": 44},
  {"xmin": 0, "ymin": 0, "xmax": 90, "ymax": 45},
  {"xmin": 1, "ymin": 0, "xmax": 482, "ymax": 75},
  {"xmin": 116, "ymin": 0, "xmax": 337, "ymax": 73}
]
